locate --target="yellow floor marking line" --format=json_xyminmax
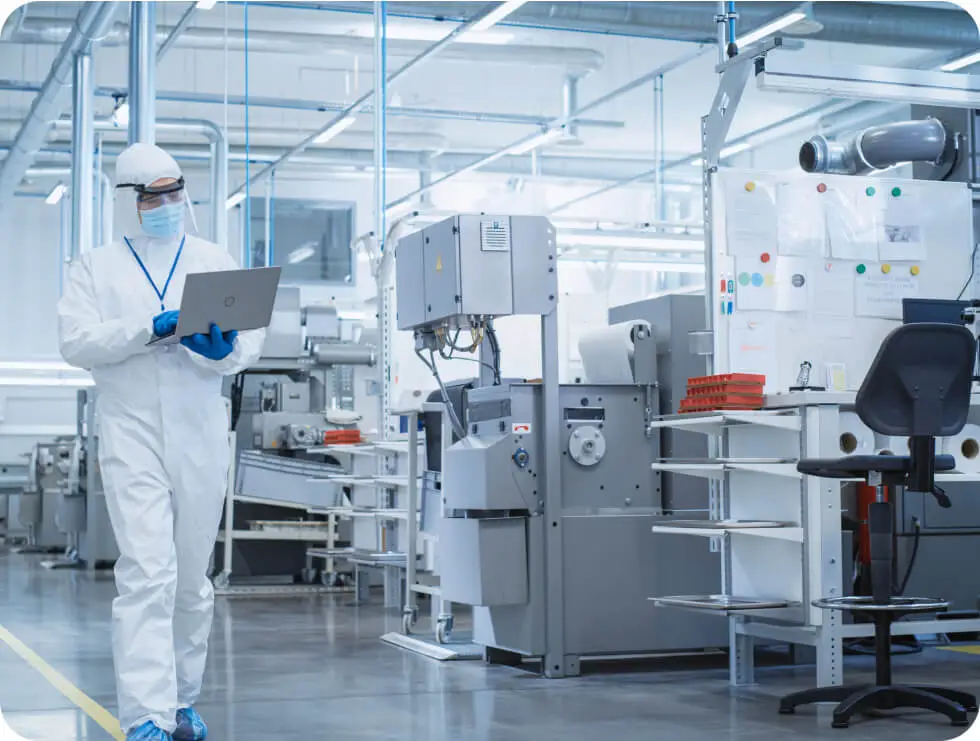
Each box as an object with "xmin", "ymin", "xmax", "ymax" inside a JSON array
[{"xmin": 0, "ymin": 624, "xmax": 124, "ymax": 741}]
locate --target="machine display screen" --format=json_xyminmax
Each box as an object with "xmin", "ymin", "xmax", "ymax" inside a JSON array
[{"xmin": 563, "ymin": 407, "xmax": 605, "ymax": 422}]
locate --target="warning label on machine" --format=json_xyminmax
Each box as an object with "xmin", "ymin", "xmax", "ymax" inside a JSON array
[{"xmin": 512, "ymin": 423, "xmax": 532, "ymax": 434}]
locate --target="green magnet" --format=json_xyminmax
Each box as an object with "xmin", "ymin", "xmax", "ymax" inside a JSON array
[
  {"xmin": 865, "ymin": 186, "xmax": 876, "ymax": 197},
  {"xmin": 891, "ymin": 187, "xmax": 902, "ymax": 197},
  {"xmin": 856, "ymin": 264, "xmax": 867, "ymax": 274}
]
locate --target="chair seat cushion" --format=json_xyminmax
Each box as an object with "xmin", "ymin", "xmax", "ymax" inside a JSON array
[{"xmin": 797, "ymin": 454, "xmax": 955, "ymax": 479}]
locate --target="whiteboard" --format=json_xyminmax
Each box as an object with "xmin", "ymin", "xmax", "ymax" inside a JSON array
[{"xmin": 711, "ymin": 169, "xmax": 974, "ymax": 393}]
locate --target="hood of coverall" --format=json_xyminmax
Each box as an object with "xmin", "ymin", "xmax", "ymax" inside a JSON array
[{"xmin": 114, "ymin": 143, "xmax": 197, "ymax": 243}]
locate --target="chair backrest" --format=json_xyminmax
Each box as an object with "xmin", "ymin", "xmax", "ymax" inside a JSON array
[{"xmin": 855, "ymin": 322, "xmax": 975, "ymax": 437}]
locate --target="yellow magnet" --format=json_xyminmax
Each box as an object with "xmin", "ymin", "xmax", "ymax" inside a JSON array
[
  {"xmin": 910, "ymin": 265, "xmax": 920, "ymax": 276},
  {"xmin": 881, "ymin": 264, "xmax": 891, "ymax": 274},
  {"xmin": 744, "ymin": 181, "xmax": 756, "ymax": 192}
]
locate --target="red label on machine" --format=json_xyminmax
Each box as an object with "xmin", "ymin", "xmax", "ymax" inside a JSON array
[{"xmin": 512, "ymin": 423, "xmax": 532, "ymax": 434}]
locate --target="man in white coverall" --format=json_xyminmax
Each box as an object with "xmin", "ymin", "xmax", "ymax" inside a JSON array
[{"xmin": 58, "ymin": 143, "xmax": 265, "ymax": 741}]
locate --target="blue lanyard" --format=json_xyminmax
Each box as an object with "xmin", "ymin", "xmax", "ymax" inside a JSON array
[{"xmin": 124, "ymin": 236, "xmax": 185, "ymax": 311}]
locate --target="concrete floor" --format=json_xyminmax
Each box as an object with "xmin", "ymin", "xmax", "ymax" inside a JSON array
[{"xmin": 0, "ymin": 549, "xmax": 978, "ymax": 741}]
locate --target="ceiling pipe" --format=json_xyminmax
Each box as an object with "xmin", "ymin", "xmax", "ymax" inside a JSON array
[
  {"xmin": 156, "ymin": 3, "xmax": 197, "ymax": 62},
  {"xmin": 799, "ymin": 118, "xmax": 950, "ymax": 175},
  {"xmin": 71, "ymin": 51, "xmax": 94, "ymax": 260},
  {"xmin": 0, "ymin": 3, "xmax": 119, "ymax": 219},
  {"xmin": 8, "ymin": 141, "xmax": 703, "ymax": 187},
  {"xmin": 0, "ymin": 79, "xmax": 625, "ymax": 130},
  {"xmin": 15, "ymin": 17, "xmax": 604, "ymax": 74},
  {"xmin": 313, "ymin": 1, "xmax": 980, "ymax": 49},
  {"xmin": 128, "ymin": 2, "xmax": 156, "ymax": 144}
]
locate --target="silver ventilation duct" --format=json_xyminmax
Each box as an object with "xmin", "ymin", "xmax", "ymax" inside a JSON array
[{"xmin": 799, "ymin": 118, "xmax": 950, "ymax": 175}]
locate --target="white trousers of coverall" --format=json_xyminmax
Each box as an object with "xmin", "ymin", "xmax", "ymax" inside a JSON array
[{"xmin": 100, "ymin": 389, "xmax": 228, "ymax": 734}]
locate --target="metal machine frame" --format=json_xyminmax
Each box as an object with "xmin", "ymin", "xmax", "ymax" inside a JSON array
[{"xmin": 697, "ymin": 41, "xmax": 980, "ymax": 688}]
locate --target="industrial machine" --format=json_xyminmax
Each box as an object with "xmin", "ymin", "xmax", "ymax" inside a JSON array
[
  {"xmin": 14, "ymin": 389, "xmax": 117, "ymax": 568},
  {"xmin": 213, "ymin": 286, "xmax": 377, "ymax": 588},
  {"xmin": 397, "ymin": 214, "xmax": 725, "ymax": 676}
]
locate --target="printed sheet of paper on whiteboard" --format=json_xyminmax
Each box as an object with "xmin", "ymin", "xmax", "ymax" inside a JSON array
[
  {"xmin": 729, "ymin": 315, "xmax": 779, "ymax": 391},
  {"xmin": 855, "ymin": 268, "xmax": 920, "ymax": 319},
  {"xmin": 735, "ymin": 257, "xmax": 808, "ymax": 312},
  {"xmin": 826, "ymin": 187, "xmax": 878, "ymax": 262},
  {"xmin": 776, "ymin": 181, "xmax": 827, "ymax": 257},
  {"xmin": 878, "ymin": 189, "xmax": 927, "ymax": 261},
  {"xmin": 809, "ymin": 261, "xmax": 855, "ymax": 317},
  {"xmin": 724, "ymin": 178, "xmax": 777, "ymax": 257}
]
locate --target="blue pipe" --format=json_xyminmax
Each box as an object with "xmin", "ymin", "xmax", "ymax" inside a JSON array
[
  {"xmin": 244, "ymin": 0, "xmax": 251, "ymax": 268},
  {"xmin": 727, "ymin": 1, "xmax": 737, "ymax": 56}
]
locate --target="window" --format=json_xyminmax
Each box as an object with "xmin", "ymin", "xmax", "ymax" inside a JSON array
[{"xmin": 249, "ymin": 197, "xmax": 355, "ymax": 284}]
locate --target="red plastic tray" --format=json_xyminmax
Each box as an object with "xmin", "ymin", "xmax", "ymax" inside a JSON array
[
  {"xmin": 687, "ymin": 382, "xmax": 764, "ymax": 397},
  {"xmin": 688, "ymin": 373, "xmax": 766, "ymax": 388}
]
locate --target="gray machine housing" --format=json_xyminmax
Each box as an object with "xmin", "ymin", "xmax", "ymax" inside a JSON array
[
  {"xmin": 440, "ymin": 380, "xmax": 726, "ymax": 667},
  {"xmin": 396, "ymin": 214, "xmax": 555, "ymax": 330}
]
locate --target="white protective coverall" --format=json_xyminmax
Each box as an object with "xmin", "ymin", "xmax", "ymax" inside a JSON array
[{"xmin": 57, "ymin": 143, "xmax": 265, "ymax": 733}]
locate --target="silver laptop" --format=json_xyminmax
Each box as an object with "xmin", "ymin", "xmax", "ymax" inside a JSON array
[{"xmin": 148, "ymin": 266, "xmax": 282, "ymax": 346}]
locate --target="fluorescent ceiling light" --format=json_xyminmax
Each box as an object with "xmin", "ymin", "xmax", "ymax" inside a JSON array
[
  {"xmin": 313, "ymin": 116, "xmax": 358, "ymax": 145},
  {"xmin": 226, "ymin": 191, "xmax": 246, "ymax": 209},
  {"xmin": 45, "ymin": 182, "xmax": 66, "ymax": 205},
  {"xmin": 506, "ymin": 128, "xmax": 565, "ymax": 156},
  {"xmin": 470, "ymin": 0, "xmax": 528, "ymax": 33},
  {"xmin": 560, "ymin": 257, "xmax": 705, "ymax": 274},
  {"xmin": 111, "ymin": 99, "xmax": 129, "ymax": 129},
  {"xmin": 941, "ymin": 51, "xmax": 980, "ymax": 72},
  {"xmin": 196, "ymin": 0, "xmax": 218, "ymax": 10},
  {"xmin": 738, "ymin": 10, "xmax": 807, "ymax": 47}
]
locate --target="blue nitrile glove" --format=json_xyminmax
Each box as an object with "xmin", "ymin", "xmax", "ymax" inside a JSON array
[
  {"xmin": 152, "ymin": 310, "xmax": 180, "ymax": 337},
  {"xmin": 181, "ymin": 322, "xmax": 238, "ymax": 361}
]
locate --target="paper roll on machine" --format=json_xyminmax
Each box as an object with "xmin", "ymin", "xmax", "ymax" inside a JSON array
[{"xmin": 395, "ymin": 215, "xmax": 726, "ymax": 675}]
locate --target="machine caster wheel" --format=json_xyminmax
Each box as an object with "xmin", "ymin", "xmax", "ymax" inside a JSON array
[
  {"xmin": 300, "ymin": 568, "xmax": 317, "ymax": 585},
  {"xmin": 213, "ymin": 572, "xmax": 230, "ymax": 589},
  {"xmin": 436, "ymin": 616, "xmax": 453, "ymax": 644},
  {"xmin": 778, "ymin": 707, "xmax": 795, "ymax": 715}
]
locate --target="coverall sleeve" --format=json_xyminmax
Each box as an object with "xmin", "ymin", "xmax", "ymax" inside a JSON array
[
  {"xmin": 58, "ymin": 253, "xmax": 154, "ymax": 369},
  {"xmin": 182, "ymin": 249, "xmax": 267, "ymax": 376}
]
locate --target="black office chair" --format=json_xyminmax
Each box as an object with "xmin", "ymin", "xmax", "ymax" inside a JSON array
[{"xmin": 779, "ymin": 323, "xmax": 978, "ymax": 729}]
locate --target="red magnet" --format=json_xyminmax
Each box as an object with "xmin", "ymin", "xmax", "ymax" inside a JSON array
[
  {"xmin": 760, "ymin": 252, "xmax": 771, "ymax": 263},
  {"xmin": 817, "ymin": 183, "xmax": 827, "ymax": 193}
]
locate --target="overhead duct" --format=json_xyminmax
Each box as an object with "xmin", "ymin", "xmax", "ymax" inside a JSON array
[
  {"xmin": 0, "ymin": 3, "xmax": 118, "ymax": 218},
  {"xmin": 799, "ymin": 118, "xmax": 951, "ymax": 175},
  {"xmin": 318, "ymin": 1, "xmax": 980, "ymax": 49},
  {"xmin": 15, "ymin": 18, "xmax": 604, "ymax": 75}
]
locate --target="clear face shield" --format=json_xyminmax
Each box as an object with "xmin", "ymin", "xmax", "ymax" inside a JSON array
[{"xmin": 115, "ymin": 176, "xmax": 199, "ymax": 240}]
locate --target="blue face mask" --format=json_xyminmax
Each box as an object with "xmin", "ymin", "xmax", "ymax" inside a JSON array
[{"xmin": 139, "ymin": 202, "xmax": 185, "ymax": 239}]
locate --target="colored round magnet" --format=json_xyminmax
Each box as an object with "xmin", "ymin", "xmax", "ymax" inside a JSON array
[
  {"xmin": 910, "ymin": 265, "xmax": 921, "ymax": 276},
  {"xmin": 817, "ymin": 183, "xmax": 827, "ymax": 193},
  {"xmin": 891, "ymin": 186, "xmax": 902, "ymax": 197},
  {"xmin": 856, "ymin": 264, "xmax": 867, "ymax": 274},
  {"xmin": 764, "ymin": 273, "xmax": 776, "ymax": 287},
  {"xmin": 744, "ymin": 181, "xmax": 756, "ymax": 192},
  {"xmin": 865, "ymin": 186, "xmax": 876, "ymax": 197},
  {"xmin": 738, "ymin": 272, "xmax": 751, "ymax": 286},
  {"xmin": 760, "ymin": 252, "xmax": 771, "ymax": 263},
  {"xmin": 881, "ymin": 264, "xmax": 891, "ymax": 274},
  {"xmin": 751, "ymin": 273, "xmax": 764, "ymax": 287}
]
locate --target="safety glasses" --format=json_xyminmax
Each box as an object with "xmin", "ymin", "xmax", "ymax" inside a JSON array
[{"xmin": 118, "ymin": 177, "xmax": 186, "ymax": 209}]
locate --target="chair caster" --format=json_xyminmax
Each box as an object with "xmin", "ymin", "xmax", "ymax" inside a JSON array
[{"xmin": 778, "ymin": 707, "xmax": 795, "ymax": 715}]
